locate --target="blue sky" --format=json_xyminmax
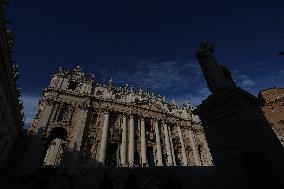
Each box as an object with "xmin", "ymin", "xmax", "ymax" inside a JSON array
[{"xmin": 6, "ymin": 0, "xmax": 284, "ymax": 127}]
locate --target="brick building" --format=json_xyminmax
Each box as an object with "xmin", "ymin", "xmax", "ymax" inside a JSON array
[{"xmin": 259, "ymin": 87, "xmax": 284, "ymax": 146}]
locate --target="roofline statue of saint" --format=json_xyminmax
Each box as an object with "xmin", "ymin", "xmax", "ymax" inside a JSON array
[{"xmin": 195, "ymin": 40, "xmax": 237, "ymax": 94}]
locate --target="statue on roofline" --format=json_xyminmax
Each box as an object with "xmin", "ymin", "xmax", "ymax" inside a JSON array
[
  {"xmin": 108, "ymin": 78, "xmax": 113, "ymax": 87},
  {"xmin": 58, "ymin": 66, "xmax": 64, "ymax": 72},
  {"xmin": 124, "ymin": 83, "xmax": 129, "ymax": 91},
  {"xmin": 74, "ymin": 65, "xmax": 83, "ymax": 72},
  {"xmin": 90, "ymin": 73, "xmax": 96, "ymax": 81},
  {"xmin": 58, "ymin": 66, "xmax": 69, "ymax": 75},
  {"xmin": 195, "ymin": 40, "xmax": 237, "ymax": 94}
]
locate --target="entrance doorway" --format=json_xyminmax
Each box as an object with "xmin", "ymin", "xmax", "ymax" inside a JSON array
[
  {"xmin": 106, "ymin": 143, "xmax": 118, "ymax": 167},
  {"xmin": 147, "ymin": 146, "xmax": 155, "ymax": 167}
]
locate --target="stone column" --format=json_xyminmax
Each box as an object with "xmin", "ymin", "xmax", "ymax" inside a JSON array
[
  {"xmin": 163, "ymin": 122, "xmax": 173, "ymax": 166},
  {"xmin": 178, "ymin": 126, "xmax": 188, "ymax": 166},
  {"xmin": 55, "ymin": 139, "xmax": 64, "ymax": 165},
  {"xmin": 99, "ymin": 111, "xmax": 110, "ymax": 165},
  {"xmin": 67, "ymin": 109, "xmax": 88, "ymax": 168},
  {"xmin": 154, "ymin": 120, "xmax": 163, "ymax": 166},
  {"xmin": 120, "ymin": 115, "xmax": 128, "ymax": 167},
  {"xmin": 168, "ymin": 126, "xmax": 176, "ymax": 166},
  {"xmin": 140, "ymin": 118, "xmax": 147, "ymax": 166},
  {"xmin": 189, "ymin": 129, "xmax": 201, "ymax": 165},
  {"xmin": 43, "ymin": 143, "xmax": 51, "ymax": 166},
  {"xmin": 128, "ymin": 115, "xmax": 135, "ymax": 167},
  {"xmin": 46, "ymin": 138, "xmax": 63, "ymax": 166}
]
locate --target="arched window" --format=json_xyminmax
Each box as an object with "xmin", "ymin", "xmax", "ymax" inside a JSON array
[
  {"xmin": 68, "ymin": 80, "xmax": 78, "ymax": 91},
  {"xmin": 96, "ymin": 90, "xmax": 103, "ymax": 97},
  {"xmin": 57, "ymin": 104, "xmax": 72, "ymax": 124},
  {"xmin": 115, "ymin": 94, "xmax": 121, "ymax": 100}
]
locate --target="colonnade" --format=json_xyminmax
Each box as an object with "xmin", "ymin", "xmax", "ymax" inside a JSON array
[{"xmin": 98, "ymin": 111, "xmax": 201, "ymax": 167}]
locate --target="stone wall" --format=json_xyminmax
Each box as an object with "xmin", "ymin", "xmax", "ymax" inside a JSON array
[{"xmin": 259, "ymin": 88, "xmax": 284, "ymax": 146}]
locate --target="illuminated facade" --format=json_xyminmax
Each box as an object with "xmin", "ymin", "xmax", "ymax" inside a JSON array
[{"xmin": 28, "ymin": 66, "xmax": 213, "ymax": 169}]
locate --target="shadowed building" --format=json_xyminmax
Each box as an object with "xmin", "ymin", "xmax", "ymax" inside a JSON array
[
  {"xmin": 194, "ymin": 41, "xmax": 284, "ymax": 189},
  {"xmin": 21, "ymin": 66, "xmax": 212, "ymax": 173},
  {"xmin": 259, "ymin": 88, "xmax": 284, "ymax": 146},
  {"xmin": 0, "ymin": 1, "xmax": 24, "ymax": 168}
]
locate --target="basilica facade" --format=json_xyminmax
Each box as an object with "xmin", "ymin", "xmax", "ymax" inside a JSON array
[{"xmin": 27, "ymin": 66, "xmax": 212, "ymax": 170}]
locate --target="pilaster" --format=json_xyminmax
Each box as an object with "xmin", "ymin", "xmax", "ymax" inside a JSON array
[
  {"xmin": 98, "ymin": 110, "xmax": 110, "ymax": 165},
  {"xmin": 140, "ymin": 117, "xmax": 147, "ymax": 166},
  {"xmin": 120, "ymin": 115, "xmax": 128, "ymax": 167}
]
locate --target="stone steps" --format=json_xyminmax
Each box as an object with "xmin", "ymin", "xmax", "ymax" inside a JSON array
[
  {"xmin": 71, "ymin": 167, "xmax": 215, "ymax": 189},
  {"xmin": 0, "ymin": 166, "xmax": 216, "ymax": 189}
]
